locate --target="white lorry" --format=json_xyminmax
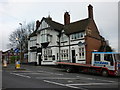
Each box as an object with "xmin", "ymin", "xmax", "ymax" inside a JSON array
[{"xmin": 56, "ymin": 52, "xmax": 120, "ymax": 76}]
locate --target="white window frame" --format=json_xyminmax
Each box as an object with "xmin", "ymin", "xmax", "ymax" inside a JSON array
[
  {"xmin": 43, "ymin": 48, "xmax": 52, "ymax": 61},
  {"xmin": 79, "ymin": 47, "xmax": 85, "ymax": 60},
  {"xmin": 61, "ymin": 49, "xmax": 68, "ymax": 60},
  {"xmin": 71, "ymin": 32, "xmax": 85, "ymax": 40}
]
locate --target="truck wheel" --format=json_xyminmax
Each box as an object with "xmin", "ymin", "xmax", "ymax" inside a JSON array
[
  {"xmin": 66, "ymin": 67, "xmax": 73, "ymax": 73},
  {"xmin": 102, "ymin": 70, "xmax": 108, "ymax": 77}
]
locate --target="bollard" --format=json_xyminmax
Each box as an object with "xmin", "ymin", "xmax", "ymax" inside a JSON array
[{"xmin": 15, "ymin": 60, "xmax": 20, "ymax": 69}]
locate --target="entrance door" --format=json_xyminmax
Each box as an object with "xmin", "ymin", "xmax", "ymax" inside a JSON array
[
  {"xmin": 72, "ymin": 50, "xmax": 76, "ymax": 63},
  {"xmin": 38, "ymin": 54, "xmax": 42, "ymax": 65}
]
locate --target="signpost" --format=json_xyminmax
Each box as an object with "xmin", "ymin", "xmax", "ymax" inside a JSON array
[{"xmin": 14, "ymin": 48, "xmax": 21, "ymax": 69}]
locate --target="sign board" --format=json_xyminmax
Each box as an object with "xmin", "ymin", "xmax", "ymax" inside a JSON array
[
  {"xmin": 78, "ymin": 42, "xmax": 85, "ymax": 46},
  {"xmin": 14, "ymin": 48, "xmax": 19, "ymax": 53}
]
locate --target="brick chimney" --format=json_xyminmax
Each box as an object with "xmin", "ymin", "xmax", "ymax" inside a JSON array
[
  {"xmin": 88, "ymin": 4, "xmax": 93, "ymax": 19},
  {"xmin": 36, "ymin": 20, "xmax": 40, "ymax": 30},
  {"xmin": 64, "ymin": 12, "xmax": 70, "ymax": 25}
]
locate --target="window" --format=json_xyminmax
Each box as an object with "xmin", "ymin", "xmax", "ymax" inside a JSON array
[
  {"xmin": 41, "ymin": 30, "xmax": 47, "ymax": 43},
  {"xmin": 71, "ymin": 32, "xmax": 85, "ymax": 40},
  {"xmin": 104, "ymin": 54, "xmax": 113, "ymax": 62},
  {"xmin": 74, "ymin": 34, "xmax": 76, "ymax": 39},
  {"xmin": 79, "ymin": 47, "xmax": 85, "ymax": 59},
  {"xmin": 81, "ymin": 33, "xmax": 83, "ymax": 38},
  {"xmin": 71, "ymin": 35, "xmax": 74, "ymax": 39},
  {"xmin": 76, "ymin": 33, "xmax": 78, "ymax": 39},
  {"xmin": 61, "ymin": 34, "xmax": 67, "ymax": 42},
  {"xmin": 61, "ymin": 49, "xmax": 68, "ymax": 60},
  {"xmin": 94, "ymin": 54, "xmax": 100, "ymax": 61},
  {"xmin": 78, "ymin": 33, "xmax": 81, "ymax": 38},
  {"xmin": 41, "ymin": 30, "xmax": 52, "ymax": 43},
  {"xmin": 104, "ymin": 54, "xmax": 114, "ymax": 66},
  {"xmin": 43, "ymin": 48, "xmax": 52, "ymax": 60},
  {"xmin": 114, "ymin": 54, "xmax": 120, "ymax": 62}
]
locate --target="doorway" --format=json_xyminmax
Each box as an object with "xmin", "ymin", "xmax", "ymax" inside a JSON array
[
  {"xmin": 38, "ymin": 54, "xmax": 42, "ymax": 65},
  {"xmin": 72, "ymin": 50, "xmax": 76, "ymax": 63}
]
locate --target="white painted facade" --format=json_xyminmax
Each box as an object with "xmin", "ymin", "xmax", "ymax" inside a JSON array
[
  {"xmin": 28, "ymin": 18, "xmax": 87, "ymax": 65},
  {"xmin": 36, "ymin": 19, "xmax": 60, "ymax": 65},
  {"xmin": 60, "ymin": 32, "xmax": 86, "ymax": 64}
]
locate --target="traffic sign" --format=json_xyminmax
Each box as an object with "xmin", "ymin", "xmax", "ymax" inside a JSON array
[{"xmin": 14, "ymin": 48, "xmax": 19, "ymax": 53}]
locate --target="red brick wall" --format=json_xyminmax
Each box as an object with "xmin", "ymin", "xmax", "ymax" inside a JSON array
[{"xmin": 85, "ymin": 36, "xmax": 102, "ymax": 64}]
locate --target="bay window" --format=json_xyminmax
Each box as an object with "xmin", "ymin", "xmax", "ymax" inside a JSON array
[{"xmin": 41, "ymin": 30, "xmax": 52, "ymax": 43}]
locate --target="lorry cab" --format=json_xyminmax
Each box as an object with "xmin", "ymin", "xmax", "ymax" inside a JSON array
[{"xmin": 92, "ymin": 52, "xmax": 120, "ymax": 76}]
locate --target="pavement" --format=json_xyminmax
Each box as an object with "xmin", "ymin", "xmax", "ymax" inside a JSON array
[{"xmin": 2, "ymin": 64, "xmax": 120, "ymax": 90}]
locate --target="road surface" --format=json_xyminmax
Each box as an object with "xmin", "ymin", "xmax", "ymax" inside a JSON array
[{"xmin": 2, "ymin": 64, "xmax": 120, "ymax": 90}]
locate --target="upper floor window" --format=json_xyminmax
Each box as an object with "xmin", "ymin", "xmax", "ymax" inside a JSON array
[
  {"xmin": 71, "ymin": 32, "xmax": 85, "ymax": 40},
  {"xmin": 41, "ymin": 30, "xmax": 52, "ymax": 43},
  {"xmin": 30, "ymin": 39, "xmax": 37, "ymax": 47},
  {"xmin": 61, "ymin": 34, "xmax": 68, "ymax": 42}
]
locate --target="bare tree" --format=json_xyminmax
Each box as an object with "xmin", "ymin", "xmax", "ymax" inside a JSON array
[
  {"xmin": 26, "ymin": 21, "xmax": 35, "ymax": 35},
  {"xmin": 8, "ymin": 21, "xmax": 35, "ymax": 52}
]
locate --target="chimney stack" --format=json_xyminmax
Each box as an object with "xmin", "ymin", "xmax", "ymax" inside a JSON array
[
  {"xmin": 64, "ymin": 12, "xmax": 70, "ymax": 25},
  {"xmin": 88, "ymin": 4, "xmax": 93, "ymax": 19},
  {"xmin": 36, "ymin": 20, "xmax": 40, "ymax": 30}
]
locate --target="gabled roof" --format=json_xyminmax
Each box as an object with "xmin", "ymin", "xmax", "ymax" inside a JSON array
[
  {"xmin": 64, "ymin": 18, "xmax": 90, "ymax": 35},
  {"xmin": 42, "ymin": 17, "xmax": 63, "ymax": 31}
]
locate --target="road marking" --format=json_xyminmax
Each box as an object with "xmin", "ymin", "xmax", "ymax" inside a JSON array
[
  {"xmin": 37, "ymin": 71, "xmax": 63, "ymax": 75},
  {"xmin": 10, "ymin": 73, "xmax": 31, "ymax": 78},
  {"xmin": 76, "ymin": 76, "xmax": 116, "ymax": 83},
  {"xmin": 43, "ymin": 80, "xmax": 88, "ymax": 90},
  {"xmin": 95, "ymin": 79, "xmax": 116, "ymax": 83},
  {"xmin": 12, "ymin": 71, "xmax": 33, "ymax": 73},
  {"xmin": 85, "ymin": 78, "xmax": 116, "ymax": 83},
  {"xmin": 67, "ymin": 80, "xmax": 73, "ymax": 83},
  {"xmin": 36, "ymin": 77, "xmax": 81, "ymax": 80},
  {"xmin": 66, "ymin": 83, "xmax": 114, "ymax": 86},
  {"xmin": 21, "ymin": 73, "xmax": 43, "ymax": 75}
]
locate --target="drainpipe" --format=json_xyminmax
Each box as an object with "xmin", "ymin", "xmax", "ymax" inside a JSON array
[
  {"xmin": 58, "ymin": 33, "xmax": 61, "ymax": 62},
  {"xmin": 68, "ymin": 35, "xmax": 70, "ymax": 62}
]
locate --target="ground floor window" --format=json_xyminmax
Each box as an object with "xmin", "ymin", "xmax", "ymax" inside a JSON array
[
  {"xmin": 61, "ymin": 49, "xmax": 68, "ymax": 60},
  {"xmin": 79, "ymin": 47, "xmax": 85, "ymax": 59},
  {"xmin": 43, "ymin": 48, "xmax": 52, "ymax": 60}
]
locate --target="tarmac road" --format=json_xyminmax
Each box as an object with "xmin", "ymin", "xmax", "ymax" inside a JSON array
[{"xmin": 2, "ymin": 64, "xmax": 120, "ymax": 90}]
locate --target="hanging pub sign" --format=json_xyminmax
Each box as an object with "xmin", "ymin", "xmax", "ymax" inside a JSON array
[{"xmin": 78, "ymin": 41, "xmax": 86, "ymax": 46}]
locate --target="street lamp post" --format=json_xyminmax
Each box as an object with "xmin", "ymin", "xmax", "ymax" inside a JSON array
[
  {"xmin": 19, "ymin": 23, "xmax": 22, "ymax": 63},
  {"xmin": 16, "ymin": 38, "xmax": 19, "ymax": 63}
]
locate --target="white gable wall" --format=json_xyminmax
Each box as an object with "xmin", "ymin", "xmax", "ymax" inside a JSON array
[{"xmin": 36, "ymin": 19, "xmax": 60, "ymax": 65}]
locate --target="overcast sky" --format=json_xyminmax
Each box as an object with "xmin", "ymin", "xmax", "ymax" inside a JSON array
[{"xmin": 0, "ymin": 0, "xmax": 119, "ymax": 52}]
